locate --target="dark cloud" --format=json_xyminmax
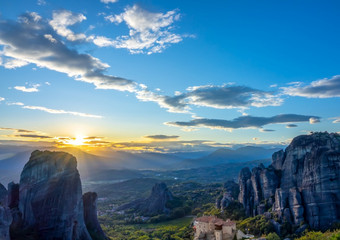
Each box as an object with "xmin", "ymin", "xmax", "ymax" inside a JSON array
[
  {"xmin": 185, "ymin": 85, "xmax": 282, "ymax": 109},
  {"xmin": 145, "ymin": 135, "xmax": 179, "ymax": 140},
  {"xmin": 260, "ymin": 129, "xmax": 275, "ymax": 132},
  {"xmin": 84, "ymin": 136, "xmax": 103, "ymax": 139},
  {"xmin": 166, "ymin": 114, "xmax": 320, "ymax": 130},
  {"xmin": 282, "ymin": 75, "xmax": 340, "ymax": 98},
  {"xmin": 15, "ymin": 134, "xmax": 52, "ymax": 139},
  {"xmin": 0, "ymin": 127, "xmax": 35, "ymax": 133},
  {"xmin": 137, "ymin": 84, "xmax": 283, "ymax": 113},
  {"xmin": 286, "ymin": 124, "xmax": 298, "ymax": 128}
]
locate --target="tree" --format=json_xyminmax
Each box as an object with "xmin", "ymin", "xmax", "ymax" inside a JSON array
[{"xmin": 266, "ymin": 232, "xmax": 280, "ymax": 240}]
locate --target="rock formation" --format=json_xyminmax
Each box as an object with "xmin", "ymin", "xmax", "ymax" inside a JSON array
[
  {"xmin": 117, "ymin": 182, "xmax": 173, "ymax": 216},
  {"xmin": 238, "ymin": 132, "xmax": 340, "ymax": 230},
  {"xmin": 0, "ymin": 183, "xmax": 12, "ymax": 240},
  {"xmin": 2, "ymin": 150, "xmax": 107, "ymax": 240},
  {"xmin": 216, "ymin": 181, "xmax": 239, "ymax": 210},
  {"xmin": 83, "ymin": 192, "xmax": 108, "ymax": 240},
  {"xmin": 17, "ymin": 150, "xmax": 91, "ymax": 239}
]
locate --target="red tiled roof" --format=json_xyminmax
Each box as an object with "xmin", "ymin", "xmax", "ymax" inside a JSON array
[{"xmin": 195, "ymin": 216, "xmax": 217, "ymax": 223}]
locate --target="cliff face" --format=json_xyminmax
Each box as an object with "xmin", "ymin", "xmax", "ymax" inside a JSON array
[
  {"xmin": 141, "ymin": 182, "xmax": 173, "ymax": 215},
  {"xmin": 238, "ymin": 132, "xmax": 340, "ymax": 230},
  {"xmin": 117, "ymin": 182, "xmax": 173, "ymax": 216},
  {"xmin": 83, "ymin": 192, "xmax": 108, "ymax": 240},
  {"xmin": 18, "ymin": 150, "xmax": 92, "ymax": 240},
  {"xmin": 0, "ymin": 183, "xmax": 12, "ymax": 240},
  {"xmin": 216, "ymin": 181, "xmax": 239, "ymax": 210}
]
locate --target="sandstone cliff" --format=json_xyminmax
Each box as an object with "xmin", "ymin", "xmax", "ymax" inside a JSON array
[
  {"xmin": 0, "ymin": 183, "xmax": 12, "ymax": 240},
  {"xmin": 238, "ymin": 132, "xmax": 340, "ymax": 230},
  {"xmin": 18, "ymin": 150, "xmax": 92, "ymax": 239},
  {"xmin": 117, "ymin": 182, "xmax": 173, "ymax": 216},
  {"xmin": 83, "ymin": 192, "xmax": 108, "ymax": 240},
  {"xmin": 3, "ymin": 150, "xmax": 107, "ymax": 240}
]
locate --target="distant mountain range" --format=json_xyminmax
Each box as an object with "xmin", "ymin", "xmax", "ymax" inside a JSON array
[
  {"xmin": 0, "ymin": 145, "xmax": 281, "ymax": 185},
  {"xmin": 170, "ymin": 146, "xmax": 281, "ymax": 169}
]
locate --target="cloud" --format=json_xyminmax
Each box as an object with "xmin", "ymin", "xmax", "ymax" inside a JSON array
[
  {"xmin": 103, "ymin": 5, "xmax": 184, "ymax": 54},
  {"xmin": 136, "ymin": 84, "xmax": 283, "ymax": 113},
  {"xmin": 0, "ymin": 12, "xmax": 136, "ymax": 92},
  {"xmin": 145, "ymin": 134, "xmax": 179, "ymax": 140},
  {"xmin": 332, "ymin": 117, "xmax": 340, "ymax": 123},
  {"xmin": 49, "ymin": 10, "xmax": 87, "ymax": 41},
  {"xmin": 22, "ymin": 105, "xmax": 102, "ymax": 118},
  {"xmin": 309, "ymin": 117, "xmax": 320, "ymax": 124},
  {"xmin": 14, "ymin": 84, "xmax": 40, "ymax": 92},
  {"xmin": 260, "ymin": 129, "xmax": 275, "ymax": 132},
  {"xmin": 1, "ymin": 58, "xmax": 28, "ymax": 69},
  {"xmin": 185, "ymin": 85, "xmax": 282, "ymax": 109},
  {"xmin": 166, "ymin": 114, "xmax": 320, "ymax": 131},
  {"xmin": 15, "ymin": 134, "xmax": 52, "ymax": 139},
  {"xmin": 282, "ymin": 75, "xmax": 340, "ymax": 98},
  {"xmin": 135, "ymin": 89, "xmax": 189, "ymax": 113},
  {"xmin": 0, "ymin": 97, "xmax": 4, "ymax": 102},
  {"xmin": 37, "ymin": 0, "xmax": 46, "ymax": 5},
  {"xmin": 100, "ymin": 0, "xmax": 118, "ymax": 3},
  {"xmin": 0, "ymin": 127, "xmax": 36, "ymax": 133},
  {"xmin": 286, "ymin": 124, "xmax": 298, "ymax": 128},
  {"xmin": 6, "ymin": 102, "xmax": 24, "ymax": 106}
]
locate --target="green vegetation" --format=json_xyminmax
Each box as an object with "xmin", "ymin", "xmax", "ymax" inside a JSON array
[
  {"xmin": 266, "ymin": 232, "xmax": 280, "ymax": 240},
  {"xmin": 101, "ymin": 217, "xmax": 194, "ymax": 240},
  {"xmin": 237, "ymin": 215, "xmax": 275, "ymax": 236},
  {"xmin": 295, "ymin": 230, "xmax": 340, "ymax": 240}
]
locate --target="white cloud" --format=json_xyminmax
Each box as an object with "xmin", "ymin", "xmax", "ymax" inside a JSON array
[
  {"xmin": 282, "ymin": 75, "xmax": 340, "ymax": 98},
  {"xmin": 22, "ymin": 105, "xmax": 102, "ymax": 118},
  {"xmin": 0, "ymin": 13, "xmax": 136, "ymax": 92},
  {"xmin": 44, "ymin": 34, "xmax": 57, "ymax": 43},
  {"xmin": 100, "ymin": 0, "xmax": 118, "ymax": 3},
  {"xmin": 49, "ymin": 10, "xmax": 87, "ymax": 41},
  {"xmin": 309, "ymin": 117, "xmax": 320, "ymax": 124},
  {"xmin": 37, "ymin": 0, "xmax": 46, "ymax": 5},
  {"xmin": 1, "ymin": 58, "xmax": 29, "ymax": 69},
  {"xmin": 103, "ymin": 5, "xmax": 184, "ymax": 54},
  {"xmin": 332, "ymin": 117, "xmax": 340, "ymax": 123},
  {"xmin": 0, "ymin": 97, "xmax": 4, "ymax": 102},
  {"xmin": 14, "ymin": 84, "xmax": 40, "ymax": 92},
  {"xmin": 6, "ymin": 102, "xmax": 24, "ymax": 106}
]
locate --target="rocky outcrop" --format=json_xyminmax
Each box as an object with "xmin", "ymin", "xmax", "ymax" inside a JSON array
[
  {"xmin": 117, "ymin": 182, "xmax": 173, "ymax": 216},
  {"xmin": 17, "ymin": 150, "xmax": 92, "ymax": 239},
  {"xmin": 7, "ymin": 182, "xmax": 19, "ymax": 209},
  {"xmin": 0, "ymin": 183, "xmax": 12, "ymax": 240},
  {"xmin": 238, "ymin": 167, "xmax": 254, "ymax": 216},
  {"xmin": 216, "ymin": 181, "xmax": 239, "ymax": 210},
  {"xmin": 83, "ymin": 192, "xmax": 108, "ymax": 240},
  {"xmin": 7, "ymin": 182, "xmax": 21, "ymax": 234},
  {"xmin": 238, "ymin": 132, "xmax": 340, "ymax": 230}
]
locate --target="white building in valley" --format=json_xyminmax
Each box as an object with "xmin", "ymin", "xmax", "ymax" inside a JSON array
[{"xmin": 193, "ymin": 216, "xmax": 236, "ymax": 240}]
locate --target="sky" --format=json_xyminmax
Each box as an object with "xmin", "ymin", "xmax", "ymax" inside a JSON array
[{"xmin": 0, "ymin": 0, "xmax": 339, "ymax": 152}]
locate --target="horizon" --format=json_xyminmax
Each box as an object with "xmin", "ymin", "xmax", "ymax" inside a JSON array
[{"xmin": 1, "ymin": 0, "xmax": 340, "ymax": 154}]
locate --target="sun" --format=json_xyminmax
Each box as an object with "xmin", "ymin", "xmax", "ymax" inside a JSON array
[{"xmin": 67, "ymin": 135, "xmax": 86, "ymax": 146}]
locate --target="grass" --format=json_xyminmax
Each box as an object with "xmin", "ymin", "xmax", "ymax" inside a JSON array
[{"xmin": 138, "ymin": 216, "xmax": 193, "ymax": 229}]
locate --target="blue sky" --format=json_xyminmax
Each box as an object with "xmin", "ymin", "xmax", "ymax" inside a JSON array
[{"xmin": 0, "ymin": 0, "xmax": 339, "ymax": 152}]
